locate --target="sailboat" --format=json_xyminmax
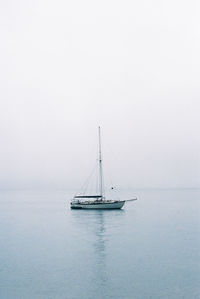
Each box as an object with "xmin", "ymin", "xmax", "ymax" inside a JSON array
[{"xmin": 70, "ymin": 127, "xmax": 137, "ymax": 209}]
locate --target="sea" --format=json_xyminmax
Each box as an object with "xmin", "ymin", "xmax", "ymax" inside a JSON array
[{"xmin": 0, "ymin": 189, "xmax": 199, "ymax": 299}]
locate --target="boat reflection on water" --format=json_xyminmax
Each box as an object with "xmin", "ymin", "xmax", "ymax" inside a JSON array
[{"xmin": 71, "ymin": 209, "xmax": 125, "ymax": 296}]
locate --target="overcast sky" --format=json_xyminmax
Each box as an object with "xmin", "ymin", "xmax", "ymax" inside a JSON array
[{"xmin": 0, "ymin": 0, "xmax": 200, "ymax": 190}]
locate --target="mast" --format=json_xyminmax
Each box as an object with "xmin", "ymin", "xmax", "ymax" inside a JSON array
[{"xmin": 98, "ymin": 126, "xmax": 103, "ymax": 198}]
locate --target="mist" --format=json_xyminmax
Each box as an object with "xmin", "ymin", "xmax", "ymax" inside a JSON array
[{"xmin": 0, "ymin": 0, "xmax": 199, "ymax": 190}]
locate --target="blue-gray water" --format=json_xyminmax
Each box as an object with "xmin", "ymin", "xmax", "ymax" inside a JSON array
[{"xmin": 0, "ymin": 189, "xmax": 199, "ymax": 299}]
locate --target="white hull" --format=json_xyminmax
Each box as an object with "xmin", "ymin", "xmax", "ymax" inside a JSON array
[{"xmin": 71, "ymin": 201, "xmax": 125, "ymax": 209}]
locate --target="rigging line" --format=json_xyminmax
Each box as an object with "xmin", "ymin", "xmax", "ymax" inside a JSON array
[
  {"xmin": 101, "ymin": 163, "xmax": 105, "ymax": 198},
  {"xmin": 95, "ymin": 159, "xmax": 99, "ymax": 194},
  {"xmin": 82, "ymin": 166, "xmax": 96, "ymax": 195},
  {"xmin": 75, "ymin": 162, "xmax": 97, "ymax": 196},
  {"xmin": 101, "ymin": 138, "xmax": 120, "ymax": 192},
  {"xmin": 76, "ymin": 133, "xmax": 100, "ymax": 196}
]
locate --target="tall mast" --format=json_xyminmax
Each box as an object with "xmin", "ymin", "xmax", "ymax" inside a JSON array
[{"xmin": 98, "ymin": 126, "xmax": 103, "ymax": 197}]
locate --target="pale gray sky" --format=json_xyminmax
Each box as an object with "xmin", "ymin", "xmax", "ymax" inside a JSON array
[{"xmin": 0, "ymin": 0, "xmax": 200, "ymax": 189}]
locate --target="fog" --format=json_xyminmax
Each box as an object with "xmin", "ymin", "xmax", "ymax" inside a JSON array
[{"xmin": 0, "ymin": 0, "xmax": 199, "ymax": 190}]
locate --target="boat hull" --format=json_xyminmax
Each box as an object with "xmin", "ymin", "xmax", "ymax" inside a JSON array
[{"xmin": 71, "ymin": 201, "xmax": 125, "ymax": 209}]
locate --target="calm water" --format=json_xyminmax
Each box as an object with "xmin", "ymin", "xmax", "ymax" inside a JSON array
[{"xmin": 0, "ymin": 189, "xmax": 199, "ymax": 299}]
